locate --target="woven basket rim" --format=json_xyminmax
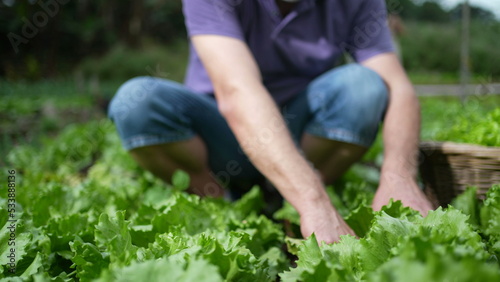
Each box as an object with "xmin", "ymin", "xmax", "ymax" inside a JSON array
[{"xmin": 420, "ymin": 141, "xmax": 500, "ymax": 158}]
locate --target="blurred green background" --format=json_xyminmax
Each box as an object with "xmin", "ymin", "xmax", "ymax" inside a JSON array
[{"xmin": 1, "ymin": 0, "xmax": 499, "ymax": 83}]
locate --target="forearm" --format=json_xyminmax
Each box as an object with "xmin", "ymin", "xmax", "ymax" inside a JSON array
[
  {"xmin": 381, "ymin": 86, "xmax": 420, "ymax": 180},
  {"xmin": 362, "ymin": 53, "xmax": 421, "ymax": 181},
  {"xmin": 219, "ymin": 83, "xmax": 332, "ymax": 213}
]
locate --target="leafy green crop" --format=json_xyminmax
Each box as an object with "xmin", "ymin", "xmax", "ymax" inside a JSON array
[
  {"xmin": 1, "ymin": 120, "xmax": 499, "ymax": 281},
  {"xmin": 434, "ymin": 108, "xmax": 500, "ymax": 147}
]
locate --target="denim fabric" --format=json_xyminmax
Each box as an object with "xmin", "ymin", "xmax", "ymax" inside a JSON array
[{"xmin": 108, "ymin": 64, "xmax": 388, "ymax": 184}]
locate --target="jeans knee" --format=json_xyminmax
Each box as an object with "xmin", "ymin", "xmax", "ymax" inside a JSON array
[
  {"xmin": 337, "ymin": 64, "xmax": 387, "ymax": 113},
  {"xmin": 108, "ymin": 76, "xmax": 200, "ymax": 148},
  {"xmin": 321, "ymin": 64, "xmax": 388, "ymax": 123},
  {"xmin": 306, "ymin": 64, "xmax": 389, "ymax": 146},
  {"xmin": 108, "ymin": 76, "xmax": 160, "ymax": 126}
]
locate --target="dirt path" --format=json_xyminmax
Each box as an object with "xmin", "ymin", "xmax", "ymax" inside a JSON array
[{"xmin": 415, "ymin": 83, "xmax": 500, "ymax": 96}]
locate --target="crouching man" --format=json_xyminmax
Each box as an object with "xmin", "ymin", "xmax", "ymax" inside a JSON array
[{"xmin": 108, "ymin": 0, "xmax": 433, "ymax": 243}]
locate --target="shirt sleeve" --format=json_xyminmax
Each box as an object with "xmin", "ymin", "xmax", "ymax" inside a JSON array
[
  {"xmin": 346, "ymin": 0, "xmax": 395, "ymax": 62},
  {"xmin": 182, "ymin": 0, "xmax": 244, "ymax": 40}
]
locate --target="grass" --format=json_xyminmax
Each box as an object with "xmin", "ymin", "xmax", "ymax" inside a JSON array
[
  {"xmin": 0, "ymin": 79, "xmax": 123, "ymax": 163},
  {"xmin": 77, "ymin": 39, "xmax": 188, "ymax": 83}
]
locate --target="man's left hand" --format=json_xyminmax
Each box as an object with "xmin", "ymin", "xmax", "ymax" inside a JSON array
[{"xmin": 372, "ymin": 171, "xmax": 435, "ymax": 216}]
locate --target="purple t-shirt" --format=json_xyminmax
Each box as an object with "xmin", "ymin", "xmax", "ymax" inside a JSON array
[{"xmin": 182, "ymin": 0, "xmax": 394, "ymax": 104}]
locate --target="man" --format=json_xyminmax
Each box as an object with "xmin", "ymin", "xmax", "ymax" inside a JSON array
[{"xmin": 108, "ymin": 0, "xmax": 434, "ymax": 244}]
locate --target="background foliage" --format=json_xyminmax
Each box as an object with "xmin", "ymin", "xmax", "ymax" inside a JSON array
[
  {"xmin": 1, "ymin": 0, "xmax": 185, "ymax": 79},
  {"xmin": 1, "ymin": 0, "xmax": 499, "ymax": 82}
]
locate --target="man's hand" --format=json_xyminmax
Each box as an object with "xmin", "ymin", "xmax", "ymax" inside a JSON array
[
  {"xmin": 362, "ymin": 53, "xmax": 435, "ymax": 217},
  {"xmin": 372, "ymin": 172, "xmax": 434, "ymax": 216},
  {"xmin": 300, "ymin": 200, "xmax": 356, "ymax": 244}
]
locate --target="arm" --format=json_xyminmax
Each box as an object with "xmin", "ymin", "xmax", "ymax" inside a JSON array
[
  {"xmin": 362, "ymin": 53, "xmax": 434, "ymax": 215},
  {"xmin": 191, "ymin": 35, "xmax": 355, "ymax": 242}
]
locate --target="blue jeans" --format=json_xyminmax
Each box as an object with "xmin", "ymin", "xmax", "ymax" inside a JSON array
[{"xmin": 108, "ymin": 64, "xmax": 388, "ymax": 188}]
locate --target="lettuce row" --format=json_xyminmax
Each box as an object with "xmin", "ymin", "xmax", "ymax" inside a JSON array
[
  {"xmin": 435, "ymin": 108, "xmax": 500, "ymax": 146},
  {"xmin": 2, "ymin": 120, "xmax": 500, "ymax": 281}
]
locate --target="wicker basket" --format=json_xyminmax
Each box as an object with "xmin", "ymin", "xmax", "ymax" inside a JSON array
[{"xmin": 419, "ymin": 142, "xmax": 500, "ymax": 206}]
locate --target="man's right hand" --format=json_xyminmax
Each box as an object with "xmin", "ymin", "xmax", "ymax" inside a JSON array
[{"xmin": 299, "ymin": 200, "xmax": 356, "ymax": 244}]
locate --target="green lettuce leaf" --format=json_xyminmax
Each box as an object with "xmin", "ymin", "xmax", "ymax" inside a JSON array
[
  {"xmin": 69, "ymin": 237, "xmax": 110, "ymax": 281},
  {"xmin": 171, "ymin": 170, "xmax": 190, "ymax": 192},
  {"xmin": 94, "ymin": 211, "xmax": 138, "ymax": 267},
  {"xmin": 368, "ymin": 248, "xmax": 500, "ymax": 282},
  {"xmin": 452, "ymin": 186, "xmax": 480, "ymax": 228},
  {"xmin": 97, "ymin": 257, "xmax": 223, "ymax": 282},
  {"xmin": 480, "ymin": 184, "xmax": 500, "ymax": 258}
]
